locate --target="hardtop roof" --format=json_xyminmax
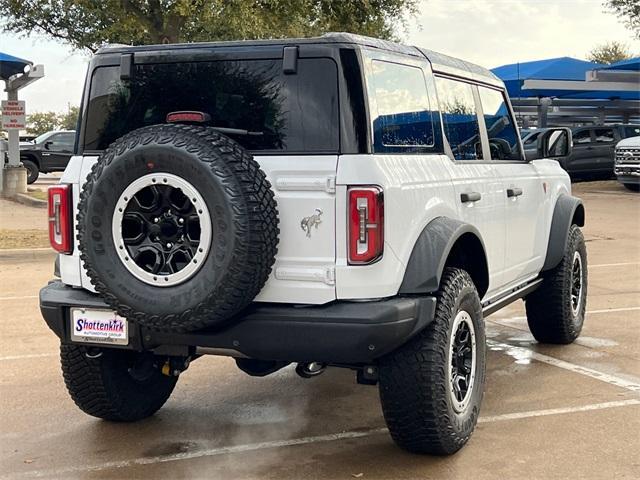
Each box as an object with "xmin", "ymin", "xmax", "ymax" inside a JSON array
[{"xmin": 96, "ymin": 32, "xmax": 503, "ymax": 88}]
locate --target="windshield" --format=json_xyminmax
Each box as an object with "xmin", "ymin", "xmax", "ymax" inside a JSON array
[
  {"xmin": 34, "ymin": 131, "xmax": 54, "ymax": 144},
  {"xmin": 82, "ymin": 58, "xmax": 339, "ymax": 153}
]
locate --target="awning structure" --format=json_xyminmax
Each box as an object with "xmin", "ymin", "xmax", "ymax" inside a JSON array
[
  {"xmin": 0, "ymin": 52, "xmax": 32, "ymax": 81},
  {"xmin": 492, "ymin": 57, "xmax": 640, "ymax": 127}
]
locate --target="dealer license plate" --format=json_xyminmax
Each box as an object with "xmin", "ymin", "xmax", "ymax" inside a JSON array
[{"xmin": 70, "ymin": 308, "xmax": 129, "ymax": 345}]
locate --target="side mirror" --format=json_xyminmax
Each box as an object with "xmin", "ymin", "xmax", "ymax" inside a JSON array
[
  {"xmin": 533, "ymin": 127, "xmax": 572, "ymax": 160},
  {"xmin": 44, "ymin": 141, "xmax": 53, "ymax": 150}
]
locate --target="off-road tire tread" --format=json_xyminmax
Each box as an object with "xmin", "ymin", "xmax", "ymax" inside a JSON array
[
  {"xmin": 379, "ymin": 267, "xmax": 485, "ymax": 455},
  {"xmin": 526, "ymin": 224, "xmax": 587, "ymax": 344},
  {"xmin": 76, "ymin": 124, "xmax": 279, "ymax": 332},
  {"xmin": 60, "ymin": 344, "xmax": 177, "ymax": 421}
]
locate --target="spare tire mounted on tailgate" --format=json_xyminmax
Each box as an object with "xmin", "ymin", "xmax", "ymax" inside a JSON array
[{"xmin": 77, "ymin": 124, "xmax": 279, "ymax": 332}]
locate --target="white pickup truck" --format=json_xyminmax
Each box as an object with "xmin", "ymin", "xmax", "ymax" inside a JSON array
[
  {"xmin": 615, "ymin": 136, "xmax": 640, "ymax": 191},
  {"xmin": 40, "ymin": 33, "xmax": 586, "ymax": 455}
]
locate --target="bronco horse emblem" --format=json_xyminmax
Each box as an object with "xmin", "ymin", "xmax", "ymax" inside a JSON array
[{"xmin": 300, "ymin": 209, "xmax": 323, "ymax": 238}]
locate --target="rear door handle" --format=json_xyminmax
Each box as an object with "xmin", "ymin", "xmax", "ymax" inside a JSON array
[
  {"xmin": 460, "ymin": 192, "xmax": 481, "ymax": 203},
  {"xmin": 507, "ymin": 187, "xmax": 523, "ymax": 198}
]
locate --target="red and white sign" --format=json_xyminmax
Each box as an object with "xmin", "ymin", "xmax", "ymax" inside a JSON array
[{"xmin": 1, "ymin": 100, "xmax": 26, "ymax": 129}]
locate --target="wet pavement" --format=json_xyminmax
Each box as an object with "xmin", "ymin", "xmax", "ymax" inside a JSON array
[{"xmin": 1, "ymin": 180, "xmax": 639, "ymax": 479}]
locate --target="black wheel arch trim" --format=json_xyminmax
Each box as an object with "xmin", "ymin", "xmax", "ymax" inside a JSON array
[
  {"xmin": 542, "ymin": 194, "xmax": 585, "ymax": 272},
  {"xmin": 398, "ymin": 217, "xmax": 489, "ymax": 297}
]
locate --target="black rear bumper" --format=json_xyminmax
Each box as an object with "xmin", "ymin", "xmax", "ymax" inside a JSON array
[{"xmin": 40, "ymin": 281, "xmax": 436, "ymax": 364}]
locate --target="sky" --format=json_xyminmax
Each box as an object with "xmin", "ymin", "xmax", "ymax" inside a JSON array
[{"xmin": 1, "ymin": 0, "xmax": 638, "ymax": 114}]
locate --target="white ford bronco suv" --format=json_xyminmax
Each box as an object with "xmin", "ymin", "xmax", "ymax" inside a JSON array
[{"xmin": 40, "ymin": 33, "xmax": 587, "ymax": 455}]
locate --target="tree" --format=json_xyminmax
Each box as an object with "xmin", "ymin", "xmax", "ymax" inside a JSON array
[
  {"xmin": 0, "ymin": 0, "xmax": 418, "ymax": 52},
  {"xmin": 59, "ymin": 105, "xmax": 79, "ymax": 130},
  {"xmin": 604, "ymin": 0, "xmax": 640, "ymax": 40},
  {"xmin": 26, "ymin": 111, "xmax": 59, "ymax": 135},
  {"xmin": 587, "ymin": 41, "xmax": 633, "ymax": 64}
]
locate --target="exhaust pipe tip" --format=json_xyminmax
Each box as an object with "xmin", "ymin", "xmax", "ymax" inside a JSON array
[{"xmin": 295, "ymin": 362, "xmax": 326, "ymax": 378}]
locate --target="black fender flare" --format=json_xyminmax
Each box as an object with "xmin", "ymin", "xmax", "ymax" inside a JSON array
[
  {"xmin": 542, "ymin": 194, "xmax": 585, "ymax": 271},
  {"xmin": 399, "ymin": 217, "xmax": 488, "ymax": 295}
]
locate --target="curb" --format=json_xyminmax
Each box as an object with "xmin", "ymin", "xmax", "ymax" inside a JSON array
[
  {"xmin": 0, "ymin": 247, "xmax": 55, "ymax": 261},
  {"xmin": 8, "ymin": 193, "xmax": 48, "ymax": 209}
]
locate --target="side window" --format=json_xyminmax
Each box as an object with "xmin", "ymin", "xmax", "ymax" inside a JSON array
[
  {"xmin": 369, "ymin": 60, "xmax": 435, "ymax": 150},
  {"xmin": 477, "ymin": 86, "xmax": 523, "ymax": 161},
  {"xmin": 57, "ymin": 133, "xmax": 75, "ymax": 151},
  {"xmin": 47, "ymin": 133, "xmax": 74, "ymax": 152},
  {"xmin": 624, "ymin": 126, "xmax": 640, "ymax": 138},
  {"xmin": 573, "ymin": 129, "xmax": 592, "ymax": 145},
  {"xmin": 435, "ymin": 76, "xmax": 482, "ymax": 160},
  {"xmin": 524, "ymin": 132, "xmax": 540, "ymax": 146},
  {"xmin": 594, "ymin": 128, "xmax": 614, "ymax": 143}
]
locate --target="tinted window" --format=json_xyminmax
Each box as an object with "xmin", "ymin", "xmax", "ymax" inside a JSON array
[
  {"xmin": 624, "ymin": 125, "xmax": 640, "ymax": 138},
  {"xmin": 48, "ymin": 133, "xmax": 75, "ymax": 151},
  {"xmin": 477, "ymin": 86, "xmax": 523, "ymax": 160},
  {"xmin": 573, "ymin": 129, "xmax": 592, "ymax": 144},
  {"xmin": 83, "ymin": 59, "xmax": 338, "ymax": 153},
  {"xmin": 435, "ymin": 77, "xmax": 482, "ymax": 160},
  {"xmin": 524, "ymin": 132, "xmax": 540, "ymax": 146},
  {"xmin": 369, "ymin": 60, "xmax": 435, "ymax": 149},
  {"xmin": 594, "ymin": 128, "xmax": 614, "ymax": 143}
]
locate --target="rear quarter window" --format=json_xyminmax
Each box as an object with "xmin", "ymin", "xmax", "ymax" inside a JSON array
[{"xmin": 82, "ymin": 58, "xmax": 339, "ymax": 154}]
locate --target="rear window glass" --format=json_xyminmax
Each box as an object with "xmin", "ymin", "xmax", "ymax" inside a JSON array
[
  {"xmin": 369, "ymin": 60, "xmax": 435, "ymax": 149},
  {"xmin": 83, "ymin": 58, "xmax": 339, "ymax": 153}
]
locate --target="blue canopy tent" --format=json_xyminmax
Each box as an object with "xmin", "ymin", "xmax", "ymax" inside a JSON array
[
  {"xmin": 491, "ymin": 56, "xmax": 640, "ymax": 126},
  {"xmin": 0, "ymin": 52, "xmax": 32, "ymax": 81},
  {"xmin": 603, "ymin": 57, "xmax": 640, "ymax": 71}
]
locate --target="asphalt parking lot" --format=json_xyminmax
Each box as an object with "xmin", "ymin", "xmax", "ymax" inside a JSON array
[{"xmin": 0, "ymin": 180, "xmax": 638, "ymax": 479}]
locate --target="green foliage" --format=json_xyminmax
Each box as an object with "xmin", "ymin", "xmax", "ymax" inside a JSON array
[
  {"xmin": 604, "ymin": 0, "xmax": 640, "ymax": 39},
  {"xmin": 26, "ymin": 107, "xmax": 79, "ymax": 135},
  {"xmin": 59, "ymin": 105, "xmax": 80, "ymax": 130},
  {"xmin": 0, "ymin": 0, "xmax": 418, "ymax": 52},
  {"xmin": 25, "ymin": 111, "xmax": 59, "ymax": 135},
  {"xmin": 587, "ymin": 41, "xmax": 633, "ymax": 64}
]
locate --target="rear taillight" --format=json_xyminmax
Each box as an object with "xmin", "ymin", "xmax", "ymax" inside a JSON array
[
  {"xmin": 348, "ymin": 186, "xmax": 384, "ymax": 264},
  {"xmin": 48, "ymin": 184, "xmax": 73, "ymax": 254}
]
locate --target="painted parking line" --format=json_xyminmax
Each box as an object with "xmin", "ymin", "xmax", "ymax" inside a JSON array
[
  {"xmin": 13, "ymin": 399, "xmax": 640, "ymax": 478},
  {"xmin": 0, "ymin": 295, "xmax": 38, "ymax": 301},
  {"xmin": 492, "ymin": 306, "xmax": 640, "ymax": 323},
  {"xmin": 487, "ymin": 340, "xmax": 640, "ymax": 393},
  {"xmin": 0, "ymin": 247, "xmax": 51, "ymax": 253},
  {"xmin": 0, "ymin": 353, "xmax": 56, "ymax": 361},
  {"xmin": 590, "ymin": 262, "xmax": 640, "ymax": 268}
]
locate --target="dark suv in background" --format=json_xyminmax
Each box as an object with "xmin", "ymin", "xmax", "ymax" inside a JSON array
[
  {"xmin": 19, "ymin": 130, "xmax": 75, "ymax": 183},
  {"xmin": 560, "ymin": 124, "xmax": 640, "ymax": 178}
]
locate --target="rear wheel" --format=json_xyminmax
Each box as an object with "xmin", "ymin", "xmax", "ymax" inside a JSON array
[
  {"xmin": 22, "ymin": 159, "xmax": 39, "ymax": 184},
  {"xmin": 378, "ymin": 268, "xmax": 486, "ymax": 455},
  {"xmin": 526, "ymin": 224, "xmax": 587, "ymax": 344},
  {"xmin": 60, "ymin": 344, "xmax": 178, "ymax": 421}
]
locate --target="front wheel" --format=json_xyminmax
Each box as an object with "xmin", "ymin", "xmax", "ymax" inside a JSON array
[
  {"xmin": 526, "ymin": 224, "xmax": 587, "ymax": 344},
  {"xmin": 378, "ymin": 267, "xmax": 486, "ymax": 455},
  {"xmin": 22, "ymin": 159, "xmax": 39, "ymax": 184},
  {"xmin": 60, "ymin": 344, "xmax": 178, "ymax": 421},
  {"xmin": 623, "ymin": 183, "xmax": 640, "ymax": 192}
]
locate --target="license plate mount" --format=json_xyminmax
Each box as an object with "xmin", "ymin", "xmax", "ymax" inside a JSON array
[{"xmin": 70, "ymin": 308, "xmax": 129, "ymax": 346}]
